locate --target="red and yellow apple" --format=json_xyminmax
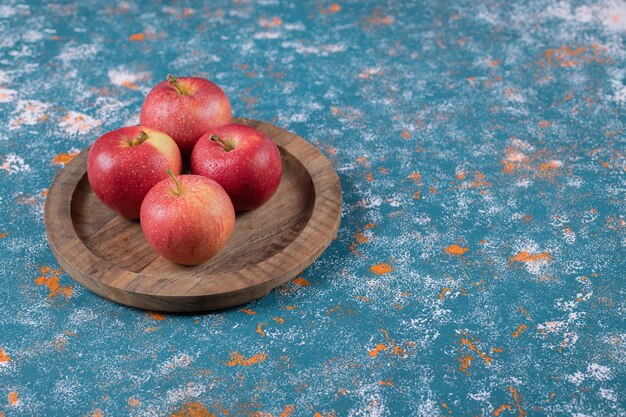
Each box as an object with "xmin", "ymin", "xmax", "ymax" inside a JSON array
[
  {"xmin": 87, "ymin": 126, "xmax": 182, "ymax": 219},
  {"xmin": 191, "ymin": 124, "xmax": 282, "ymax": 211},
  {"xmin": 140, "ymin": 74, "xmax": 232, "ymax": 156},
  {"xmin": 140, "ymin": 170, "xmax": 235, "ymax": 265}
]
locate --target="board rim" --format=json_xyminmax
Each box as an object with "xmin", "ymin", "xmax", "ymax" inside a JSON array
[{"xmin": 44, "ymin": 118, "xmax": 342, "ymax": 312}]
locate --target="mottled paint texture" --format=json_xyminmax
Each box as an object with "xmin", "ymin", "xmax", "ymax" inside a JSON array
[{"xmin": 0, "ymin": 0, "xmax": 625, "ymax": 416}]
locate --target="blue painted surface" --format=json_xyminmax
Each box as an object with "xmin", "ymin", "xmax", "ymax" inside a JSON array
[{"xmin": 1, "ymin": 1, "xmax": 625, "ymax": 416}]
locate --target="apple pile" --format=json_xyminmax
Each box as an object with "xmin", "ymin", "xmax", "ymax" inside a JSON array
[{"xmin": 87, "ymin": 75, "xmax": 282, "ymax": 265}]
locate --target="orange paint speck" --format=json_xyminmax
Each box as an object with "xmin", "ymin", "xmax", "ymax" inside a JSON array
[
  {"xmin": 128, "ymin": 397, "xmax": 141, "ymax": 407},
  {"xmin": 170, "ymin": 401, "xmax": 214, "ymax": 417},
  {"xmin": 52, "ymin": 151, "xmax": 79, "ymax": 166},
  {"xmin": 0, "ymin": 232, "xmax": 7, "ymax": 239},
  {"xmin": 91, "ymin": 410, "xmax": 103, "ymax": 417},
  {"xmin": 260, "ymin": 16, "xmax": 283, "ymax": 28},
  {"xmin": 378, "ymin": 380, "xmax": 393, "ymax": 386},
  {"xmin": 278, "ymin": 404, "xmax": 295, "ymax": 417},
  {"xmin": 366, "ymin": 172, "xmax": 374, "ymax": 182},
  {"xmin": 327, "ymin": 305, "xmax": 341, "ymax": 315},
  {"xmin": 35, "ymin": 266, "xmax": 73, "ymax": 299},
  {"xmin": 540, "ymin": 161, "xmax": 561, "ymax": 172},
  {"xmin": 0, "ymin": 349, "xmax": 10, "ymax": 363},
  {"xmin": 226, "ymin": 351, "xmax": 267, "ymax": 367},
  {"xmin": 370, "ymin": 262, "xmax": 393, "ymax": 275},
  {"xmin": 538, "ymin": 120, "xmax": 552, "ymax": 128},
  {"xmin": 461, "ymin": 338, "xmax": 492, "ymax": 364},
  {"xmin": 121, "ymin": 80, "xmax": 139, "ymax": 90},
  {"xmin": 439, "ymin": 287, "xmax": 452, "ymax": 300},
  {"xmin": 445, "ymin": 244, "xmax": 469, "ymax": 256},
  {"xmin": 356, "ymin": 156, "xmax": 370, "ymax": 167},
  {"xmin": 381, "ymin": 328, "xmax": 405, "ymax": 356},
  {"xmin": 256, "ymin": 323, "xmax": 266, "ymax": 337},
  {"xmin": 510, "ymin": 252, "xmax": 552, "ymax": 263},
  {"xmin": 459, "ymin": 355, "xmax": 473, "ymax": 375},
  {"xmin": 149, "ymin": 312, "xmax": 165, "ymax": 321},
  {"xmin": 355, "ymin": 295, "xmax": 371, "ymax": 302},
  {"xmin": 368, "ymin": 343, "xmax": 388, "ymax": 357},
  {"xmin": 509, "ymin": 385, "xmax": 528, "ymax": 417},
  {"xmin": 350, "ymin": 224, "xmax": 375, "ymax": 255},
  {"xmin": 512, "ymin": 324, "xmax": 528, "ymax": 338},
  {"xmin": 285, "ymin": 305, "xmax": 297, "ymax": 310},
  {"xmin": 494, "ymin": 404, "xmax": 511, "ymax": 416},
  {"xmin": 7, "ymin": 391, "xmax": 19, "ymax": 406},
  {"xmin": 469, "ymin": 171, "xmax": 492, "ymax": 188},
  {"xmin": 273, "ymin": 317, "xmax": 285, "ymax": 325},
  {"xmin": 128, "ymin": 33, "xmax": 144, "ymax": 41},
  {"xmin": 502, "ymin": 161, "xmax": 516, "ymax": 174},
  {"xmin": 367, "ymin": 11, "xmax": 394, "ymax": 25},
  {"xmin": 293, "ymin": 277, "xmax": 311, "ymax": 286},
  {"xmin": 401, "ymin": 131, "xmax": 410, "ymax": 139},
  {"xmin": 355, "ymin": 231, "xmax": 369, "ymax": 244},
  {"xmin": 545, "ymin": 45, "xmax": 584, "ymax": 67},
  {"xmin": 239, "ymin": 308, "xmax": 256, "ymax": 315},
  {"xmin": 321, "ymin": 3, "xmax": 341, "ymax": 14},
  {"xmin": 408, "ymin": 172, "xmax": 421, "ymax": 183}
]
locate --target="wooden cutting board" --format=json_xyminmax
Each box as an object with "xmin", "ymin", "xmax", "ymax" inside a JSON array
[{"xmin": 44, "ymin": 118, "xmax": 342, "ymax": 312}]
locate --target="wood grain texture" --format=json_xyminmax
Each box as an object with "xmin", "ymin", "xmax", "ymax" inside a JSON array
[{"xmin": 44, "ymin": 118, "xmax": 342, "ymax": 312}]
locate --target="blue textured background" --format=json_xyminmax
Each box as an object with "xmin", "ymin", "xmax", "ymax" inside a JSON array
[{"xmin": 1, "ymin": 1, "xmax": 625, "ymax": 416}]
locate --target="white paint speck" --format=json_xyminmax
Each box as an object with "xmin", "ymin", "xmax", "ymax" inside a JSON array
[
  {"xmin": 8, "ymin": 99, "xmax": 49, "ymax": 129},
  {"xmin": 58, "ymin": 111, "xmax": 102, "ymax": 135},
  {"xmin": 107, "ymin": 68, "xmax": 151, "ymax": 87},
  {"xmin": 599, "ymin": 388, "xmax": 618, "ymax": 402},
  {"xmin": 588, "ymin": 363, "xmax": 612, "ymax": 381},
  {"xmin": 0, "ymin": 87, "xmax": 16, "ymax": 103}
]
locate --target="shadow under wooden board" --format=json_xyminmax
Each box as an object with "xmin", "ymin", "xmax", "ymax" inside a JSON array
[{"xmin": 44, "ymin": 118, "xmax": 342, "ymax": 312}]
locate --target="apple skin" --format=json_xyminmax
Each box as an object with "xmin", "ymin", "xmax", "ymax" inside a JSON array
[
  {"xmin": 87, "ymin": 126, "xmax": 182, "ymax": 220},
  {"xmin": 191, "ymin": 124, "xmax": 282, "ymax": 211},
  {"xmin": 140, "ymin": 173, "xmax": 235, "ymax": 265},
  {"xmin": 139, "ymin": 75, "xmax": 232, "ymax": 156}
]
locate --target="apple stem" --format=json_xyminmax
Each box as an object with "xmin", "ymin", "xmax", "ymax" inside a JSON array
[
  {"xmin": 131, "ymin": 131, "xmax": 149, "ymax": 146},
  {"xmin": 167, "ymin": 168, "xmax": 182, "ymax": 196},
  {"xmin": 167, "ymin": 74, "xmax": 184, "ymax": 95},
  {"xmin": 210, "ymin": 134, "xmax": 234, "ymax": 151}
]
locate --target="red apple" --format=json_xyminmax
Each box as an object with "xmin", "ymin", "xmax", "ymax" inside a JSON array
[
  {"xmin": 191, "ymin": 124, "xmax": 282, "ymax": 211},
  {"xmin": 139, "ymin": 74, "xmax": 232, "ymax": 156},
  {"xmin": 87, "ymin": 126, "xmax": 182, "ymax": 219},
  {"xmin": 140, "ymin": 170, "xmax": 235, "ymax": 265}
]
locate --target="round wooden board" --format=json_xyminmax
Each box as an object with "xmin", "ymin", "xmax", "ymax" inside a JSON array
[{"xmin": 44, "ymin": 118, "xmax": 342, "ymax": 312}]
